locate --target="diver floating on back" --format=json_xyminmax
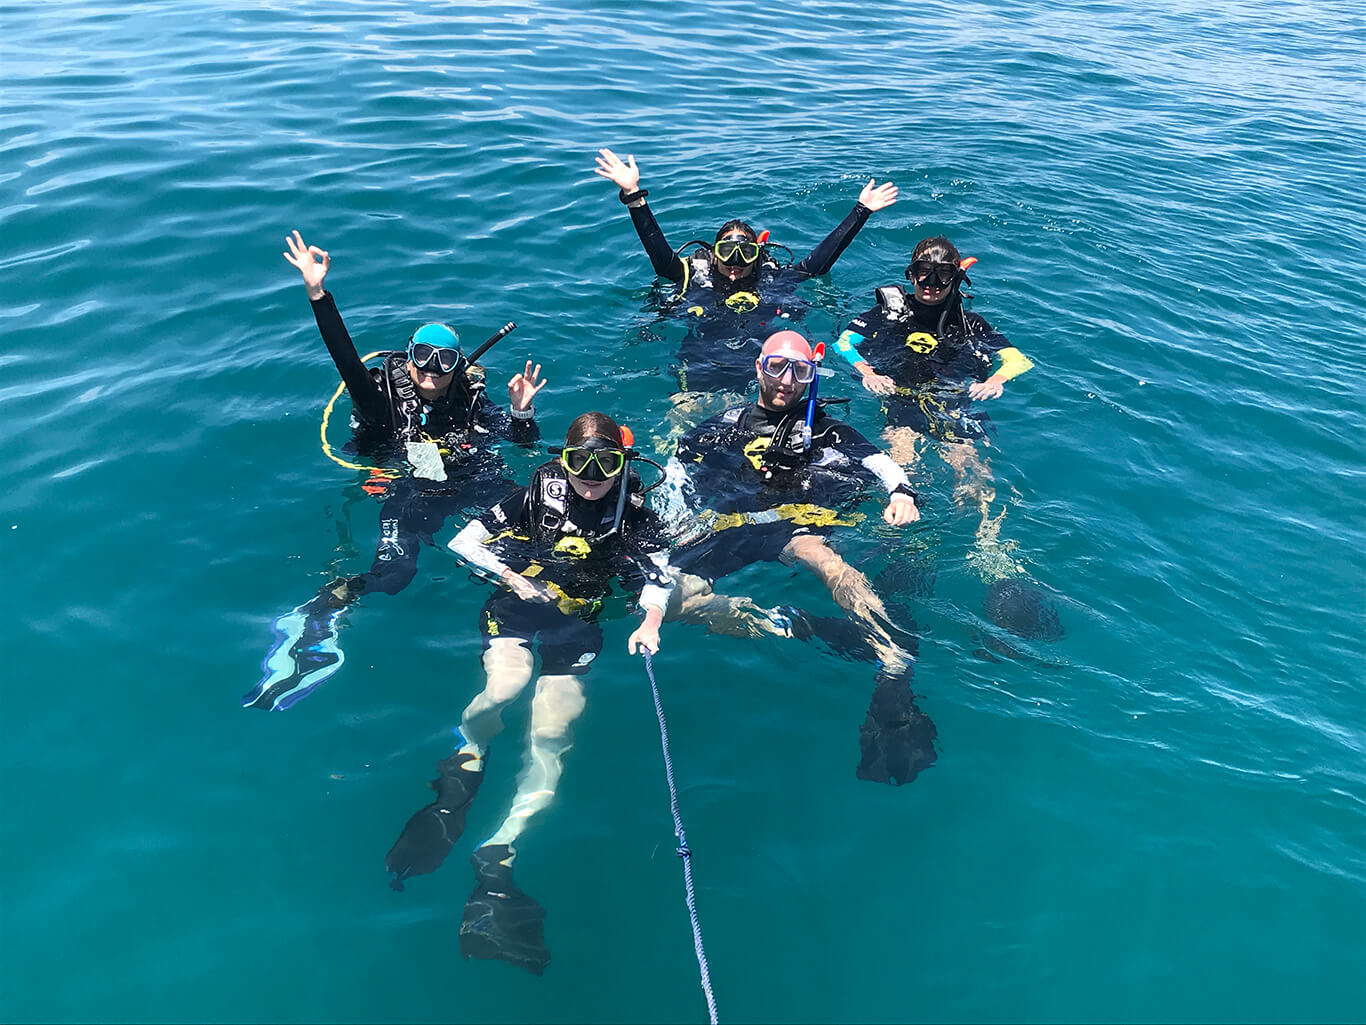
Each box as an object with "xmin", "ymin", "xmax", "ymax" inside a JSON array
[
  {"xmin": 386, "ymin": 412, "xmax": 674, "ymax": 975},
  {"xmin": 658, "ymin": 329, "xmax": 938, "ymax": 785},
  {"xmin": 243, "ymin": 230, "xmax": 548, "ymax": 712},
  {"xmin": 835, "ymin": 234, "xmax": 1062, "ymax": 644}
]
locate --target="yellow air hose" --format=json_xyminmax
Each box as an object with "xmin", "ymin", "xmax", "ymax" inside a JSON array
[{"xmin": 319, "ymin": 351, "xmax": 399, "ymax": 480}]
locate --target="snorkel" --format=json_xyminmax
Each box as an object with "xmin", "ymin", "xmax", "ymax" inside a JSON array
[
  {"xmin": 468, "ymin": 321, "xmax": 517, "ymax": 364},
  {"xmin": 555, "ymin": 422, "xmax": 665, "ymax": 541},
  {"xmin": 602, "ymin": 426, "xmax": 665, "ymax": 539},
  {"xmin": 606, "ymin": 427, "xmax": 635, "ymax": 539},
  {"xmin": 802, "ymin": 341, "xmax": 826, "ymax": 453}
]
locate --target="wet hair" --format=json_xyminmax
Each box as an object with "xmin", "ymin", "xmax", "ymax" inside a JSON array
[
  {"xmin": 911, "ymin": 235, "xmax": 961, "ymax": 265},
  {"xmin": 714, "ymin": 219, "xmax": 758, "ymax": 243},
  {"xmin": 565, "ymin": 411, "xmax": 622, "ymax": 448}
]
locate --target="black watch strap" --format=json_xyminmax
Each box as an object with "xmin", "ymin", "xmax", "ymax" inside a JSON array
[
  {"xmin": 892, "ymin": 483, "xmax": 920, "ymax": 505},
  {"xmin": 619, "ymin": 188, "xmax": 648, "ymax": 205}
]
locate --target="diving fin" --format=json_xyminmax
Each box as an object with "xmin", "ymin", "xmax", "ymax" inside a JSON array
[
  {"xmin": 243, "ymin": 599, "xmax": 346, "ymax": 711},
  {"xmin": 984, "ymin": 578, "xmax": 1064, "ymax": 642},
  {"xmin": 856, "ymin": 669, "xmax": 938, "ymax": 785},
  {"xmin": 459, "ymin": 844, "xmax": 550, "ymax": 976},
  {"xmin": 386, "ymin": 751, "xmax": 484, "ymax": 891},
  {"xmin": 874, "ymin": 558, "xmax": 937, "ymax": 599}
]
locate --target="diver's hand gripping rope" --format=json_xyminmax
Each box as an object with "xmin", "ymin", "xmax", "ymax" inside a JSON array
[{"xmin": 642, "ymin": 651, "xmax": 719, "ymax": 1025}]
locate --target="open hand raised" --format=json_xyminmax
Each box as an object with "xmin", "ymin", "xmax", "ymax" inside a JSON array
[
  {"xmin": 858, "ymin": 179, "xmax": 898, "ymax": 212},
  {"xmin": 508, "ymin": 360, "xmax": 547, "ymax": 411},
  {"xmin": 594, "ymin": 148, "xmax": 641, "ymax": 193},
  {"xmin": 283, "ymin": 230, "xmax": 328, "ymax": 300}
]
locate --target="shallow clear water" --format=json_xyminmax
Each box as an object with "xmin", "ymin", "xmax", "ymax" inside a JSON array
[{"xmin": 2, "ymin": 1, "xmax": 1363, "ymax": 1022}]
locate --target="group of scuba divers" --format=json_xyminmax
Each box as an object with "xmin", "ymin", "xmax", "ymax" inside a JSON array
[{"xmin": 243, "ymin": 147, "xmax": 1061, "ymax": 976}]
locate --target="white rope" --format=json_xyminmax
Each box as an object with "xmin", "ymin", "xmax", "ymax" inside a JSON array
[{"xmin": 643, "ymin": 651, "xmax": 719, "ymax": 1024}]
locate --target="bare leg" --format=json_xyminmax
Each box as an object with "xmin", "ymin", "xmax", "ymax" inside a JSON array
[
  {"xmin": 665, "ymin": 571, "xmax": 793, "ymax": 640},
  {"xmin": 457, "ymin": 636, "xmax": 536, "ymax": 768},
  {"xmin": 483, "ymin": 673, "xmax": 587, "ymax": 850},
  {"xmin": 653, "ymin": 390, "xmax": 745, "ymax": 457},
  {"xmin": 385, "ymin": 635, "xmax": 533, "ymax": 890},
  {"xmin": 460, "ymin": 669, "xmax": 579, "ymax": 976},
  {"xmin": 938, "ymin": 441, "xmax": 1027, "ymax": 584},
  {"xmin": 941, "ymin": 440, "xmax": 996, "ymax": 518},
  {"xmin": 781, "ymin": 534, "xmax": 912, "ymax": 674},
  {"xmin": 882, "ymin": 425, "xmax": 923, "ymax": 469}
]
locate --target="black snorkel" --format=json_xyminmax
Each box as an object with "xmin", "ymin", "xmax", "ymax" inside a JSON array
[
  {"xmin": 468, "ymin": 321, "xmax": 517, "ymax": 365},
  {"xmin": 453, "ymin": 321, "xmax": 517, "ymax": 427},
  {"xmin": 601, "ymin": 427, "xmax": 665, "ymax": 540},
  {"xmin": 904, "ymin": 258, "xmax": 976, "ymax": 337}
]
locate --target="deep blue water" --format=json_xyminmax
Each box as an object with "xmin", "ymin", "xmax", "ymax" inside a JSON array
[{"xmin": 2, "ymin": 1, "xmax": 1364, "ymax": 1022}]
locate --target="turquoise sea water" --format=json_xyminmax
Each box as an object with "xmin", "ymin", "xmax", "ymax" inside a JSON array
[{"xmin": 3, "ymin": 1, "xmax": 1364, "ymax": 1021}]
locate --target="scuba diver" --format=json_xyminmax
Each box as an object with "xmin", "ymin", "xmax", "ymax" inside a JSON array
[
  {"xmin": 657, "ymin": 330, "xmax": 939, "ymax": 786},
  {"xmin": 834, "ymin": 235, "xmax": 1062, "ymax": 644},
  {"xmin": 593, "ymin": 147, "xmax": 898, "ymax": 406},
  {"xmin": 244, "ymin": 230, "xmax": 548, "ymax": 712},
  {"xmin": 384, "ymin": 412, "xmax": 672, "ymax": 976}
]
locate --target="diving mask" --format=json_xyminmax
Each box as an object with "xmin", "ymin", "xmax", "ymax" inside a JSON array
[
  {"xmin": 714, "ymin": 237, "xmax": 761, "ymax": 266},
  {"xmin": 561, "ymin": 439, "xmax": 626, "ymax": 482},
  {"xmin": 906, "ymin": 261, "xmax": 958, "ymax": 288},
  {"xmin": 759, "ymin": 354, "xmax": 817, "ymax": 384}
]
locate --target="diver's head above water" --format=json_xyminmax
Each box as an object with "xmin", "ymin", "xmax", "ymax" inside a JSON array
[
  {"xmin": 904, "ymin": 236, "xmax": 966, "ymax": 307},
  {"xmin": 755, "ymin": 330, "xmax": 817, "ymax": 412},
  {"xmin": 713, "ymin": 220, "xmax": 761, "ymax": 284},
  {"xmin": 406, "ymin": 322, "xmax": 464, "ymax": 400},
  {"xmin": 561, "ymin": 411, "xmax": 628, "ymax": 502}
]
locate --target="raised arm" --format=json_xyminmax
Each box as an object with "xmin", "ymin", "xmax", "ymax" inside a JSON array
[
  {"xmin": 474, "ymin": 359, "xmax": 545, "ymax": 444},
  {"xmin": 283, "ymin": 230, "xmax": 390, "ymax": 426},
  {"xmin": 793, "ymin": 179, "xmax": 898, "ymax": 278},
  {"xmin": 594, "ymin": 148, "xmax": 684, "ymax": 282}
]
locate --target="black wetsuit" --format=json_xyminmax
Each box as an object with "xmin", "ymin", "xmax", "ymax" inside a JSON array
[
  {"xmin": 835, "ymin": 286, "xmax": 1027, "ymax": 442},
  {"xmin": 665, "ymin": 402, "xmax": 915, "ymax": 582},
  {"xmin": 310, "ymin": 291, "xmax": 537, "ymax": 602},
  {"xmin": 450, "ymin": 461, "xmax": 674, "ymax": 675},
  {"xmin": 627, "ymin": 199, "xmax": 873, "ymax": 393}
]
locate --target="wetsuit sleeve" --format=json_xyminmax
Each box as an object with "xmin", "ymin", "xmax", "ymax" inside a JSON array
[
  {"xmin": 833, "ymin": 307, "xmax": 880, "ymax": 368},
  {"xmin": 474, "ymin": 392, "xmax": 540, "ymax": 445},
  {"xmin": 311, "ymin": 291, "xmax": 390, "ymax": 427},
  {"xmin": 447, "ymin": 487, "xmax": 528, "ymax": 579},
  {"xmin": 638, "ymin": 553, "xmax": 674, "ymax": 613},
  {"xmin": 793, "ymin": 202, "xmax": 871, "ymax": 279},
  {"xmin": 993, "ymin": 347, "xmax": 1034, "ymax": 382},
  {"xmin": 966, "ymin": 313, "xmax": 1033, "ymax": 382},
  {"xmin": 628, "ymin": 508, "xmax": 677, "ymax": 613},
  {"xmin": 627, "ymin": 202, "xmax": 685, "ymax": 282},
  {"xmin": 830, "ymin": 422, "xmax": 917, "ymax": 501}
]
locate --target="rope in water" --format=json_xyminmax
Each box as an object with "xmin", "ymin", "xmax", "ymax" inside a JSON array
[{"xmin": 643, "ymin": 651, "xmax": 719, "ymax": 1025}]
